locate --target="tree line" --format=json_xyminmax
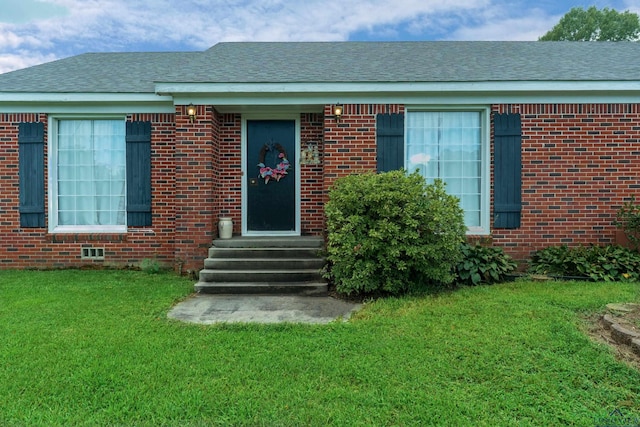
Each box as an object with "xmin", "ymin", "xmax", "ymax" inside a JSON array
[{"xmin": 540, "ymin": 6, "xmax": 639, "ymax": 41}]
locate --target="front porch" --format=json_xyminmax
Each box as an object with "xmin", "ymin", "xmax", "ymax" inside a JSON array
[{"xmin": 172, "ymin": 105, "xmax": 402, "ymax": 273}]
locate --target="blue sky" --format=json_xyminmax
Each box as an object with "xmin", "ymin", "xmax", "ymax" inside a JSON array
[{"xmin": 0, "ymin": 0, "xmax": 638, "ymax": 73}]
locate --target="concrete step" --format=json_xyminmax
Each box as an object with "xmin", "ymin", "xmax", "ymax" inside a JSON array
[
  {"xmin": 213, "ymin": 236, "xmax": 324, "ymax": 249},
  {"xmin": 204, "ymin": 257, "xmax": 325, "ymax": 270},
  {"xmin": 196, "ymin": 236, "xmax": 327, "ymax": 296},
  {"xmin": 194, "ymin": 281, "xmax": 328, "ymax": 296},
  {"xmin": 199, "ymin": 269, "xmax": 323, "ymax": 283},
  {"xmin": 208, "ymin": 247, "xmax": 323, "ymax": 259}
]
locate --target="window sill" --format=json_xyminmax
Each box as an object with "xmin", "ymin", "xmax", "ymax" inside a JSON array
[
  {"xmin": 46, "ymin": 233, "xmax": 128, "ymax": 243},
  {"xmin": 466, "ymin": 226, "xmax": 490, "ymax": 236}
]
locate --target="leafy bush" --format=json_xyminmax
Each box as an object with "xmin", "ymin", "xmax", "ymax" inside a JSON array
[
  {"xmin": 455, "ymin": 244, "xmax": 517, "ymax": 286},
  {"xmin": 529, "ymin": 245, "xmax": 574, "ymax": 276},
  {"xmin": 324, "ymin": 170, "xmax": 466, "ymax": 295},
  {"xmin": 530, "ymin": 245, "xmax": 640, "ymax": 281}
]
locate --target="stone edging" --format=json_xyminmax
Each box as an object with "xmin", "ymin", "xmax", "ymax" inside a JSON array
[{"xmin": 601, "ymin": 313, "xmax": 640, "ymax": 356}]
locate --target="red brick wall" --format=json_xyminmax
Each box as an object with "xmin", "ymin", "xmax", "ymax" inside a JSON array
[
  {"xmin": 492, "ymin": 104, "xmax": 640, "ymax": 259},
  {"xmin": 0, "ymin": 113, "xmax": 178, "ymax": 269},
  {"xmin": 210, "ymin": 110, "xmax": 221, "ymax": 238},
  {"xmin": 300, "ymin": 113, "xmax": 324, "ymax": 235},
  {"xmin": 174, "ymin": 105, "xmax": 215, "ymax": 273},
  {"xmin": 0, "ymin": 114, "xmax": 46, "ymax": 267},
  {"xmin": 6, "ymin": 102, "xmax": 638, "ymax": 269},
  {"xmin": 127, "ymin": 113, "xmax": 176, "ymax": 266},
  {"xmin": 322, "ymin": 104, "xmax": 404, "ymax": 198},
  {"xmin": 217, "ymin": 113, "xmax": 242, "ymax": 236}
]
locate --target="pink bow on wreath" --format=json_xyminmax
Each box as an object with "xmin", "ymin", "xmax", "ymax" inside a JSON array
[{"xmin": 257, "ymin": 146, "xmax": 290, "ymax": 184}]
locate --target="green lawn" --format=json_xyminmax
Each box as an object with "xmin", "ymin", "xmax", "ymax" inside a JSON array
[{"xmin": 1, "ymin": 270, "xmax": 639, "ymax": 426}]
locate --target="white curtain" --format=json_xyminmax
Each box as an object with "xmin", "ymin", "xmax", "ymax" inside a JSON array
[
  {"xmin": 57, "ymin": 120, "xmax": 126, "ymax": 226},
  {"xmin": 406, "ymin": 112, "xmax": 482, "ymax": 227}
]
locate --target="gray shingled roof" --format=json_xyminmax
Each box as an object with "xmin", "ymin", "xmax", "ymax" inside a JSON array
[
  {"xmin": 188, "ymin": 41, "xmax": 640, "ymax": 83},
  {"xmin": 1, "ymin": 41, "xmax": 639, "ymax": 94},
  {"xmin": 0, "ymin": 51, "xmax": 200, "ymax": 93}
]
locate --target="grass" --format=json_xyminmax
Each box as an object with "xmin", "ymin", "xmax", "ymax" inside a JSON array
[{"xmin": 1, "ymin": 270, "xmax": 640, "ymax": 426}]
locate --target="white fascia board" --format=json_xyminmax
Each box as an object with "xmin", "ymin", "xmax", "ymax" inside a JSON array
[
  {"xmin": 0, "ymin": 104, "xmax": 175, "ymax": 114},
  {"xmin": 156, "ymin": 80, "xmax": 640, "ymax": 96},
  {"xmin": 0, "ymin": 93, "xmax": 175, "ymax": 113},
  {"xmin": 179, "ymin": 93, "xmax": 640, "ymax": 105}
]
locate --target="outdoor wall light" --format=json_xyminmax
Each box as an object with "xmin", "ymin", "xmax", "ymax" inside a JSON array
[
  {"xmin": 186, "ymin": 103, "xmax": 197, "ymax": 122},
  {"xmin": 333, "ymin": 103, "xmax": 343, "ymax": 121}
]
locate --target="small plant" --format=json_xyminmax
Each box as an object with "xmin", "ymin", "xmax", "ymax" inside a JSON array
[
  {"xmin": 455, "ymin": 243, "xmax": 517, "ymax": 286},
  {"xmin": 615, "ymin": 196, "xmax": 640, "ymax": 249},
  {"xmin": 324, "ymin": 170, "xmax": 466, "ymax": 296},
  {"xmin": 529, "ymin": 245, "xmax": 575, "ymax": 276},
  {"xmin": 140, "ymin": 258, "xmax": 162, "ymax": 274},
  {"xmin": 530, "ymin": 245, "xmax": 640, "ymax": 281}
]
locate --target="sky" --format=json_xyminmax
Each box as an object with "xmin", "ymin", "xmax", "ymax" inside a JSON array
[{"xmin": 0, "ymin": 0, "xmax": 639, "ymax": 74}]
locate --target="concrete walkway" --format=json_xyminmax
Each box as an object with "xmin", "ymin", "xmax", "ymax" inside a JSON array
[{"xmin": 168, "ymin": 294, "xmax": 363, "ymax": 325}]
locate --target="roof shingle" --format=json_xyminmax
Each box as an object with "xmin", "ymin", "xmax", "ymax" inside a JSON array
[{"xmin": 1, "ymin": 41, "xmax": 639, "ymax": 94}]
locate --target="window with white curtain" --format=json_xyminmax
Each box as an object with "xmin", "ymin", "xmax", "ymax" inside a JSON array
[
  {"xmin": 51, "ymin": 119, "xmax": 126, "ymax": 232},
  {"xmin": 406, "ymin": 110, "xmax": 488, "ymax": 233}
]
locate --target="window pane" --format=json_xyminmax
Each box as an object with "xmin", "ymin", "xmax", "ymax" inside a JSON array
[
  {"xmin": 464, "ymin": 210, "xmax": 481, "ymax": 226},
  {"xmin": 56, "ymin": 119, "xmax": 126, "ymax": 227},
  {"xmin": 406, "ymin": 111, "xmax": 483, "ymax": 229}
]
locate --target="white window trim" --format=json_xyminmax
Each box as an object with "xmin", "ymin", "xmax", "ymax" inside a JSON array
[
  {"xmin": 405, "ymin": 106, "xmax": 491, "ymax": 235},
  {"xmin": 48, "ymin": 115, "xmax": 128, "ymax": 234}
]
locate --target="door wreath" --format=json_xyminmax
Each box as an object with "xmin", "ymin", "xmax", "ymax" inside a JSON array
[{"xmin": 257, "ymin": 142, "xmax": 290, "ymax": 184}]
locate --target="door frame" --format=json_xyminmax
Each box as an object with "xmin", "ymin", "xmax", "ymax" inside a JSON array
[{"xmin": 241, "ymin": 113, "xmax": 301, "ymax": 236}]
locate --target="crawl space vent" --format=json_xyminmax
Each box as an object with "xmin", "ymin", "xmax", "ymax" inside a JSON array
[{"xmin": 81, "ymin": 247, "xmax": 105, "ymax": 260}]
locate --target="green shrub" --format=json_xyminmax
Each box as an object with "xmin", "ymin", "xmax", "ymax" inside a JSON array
[
  {"xmin": 530, "ymin": 244, "xmax": 640, "ymax": 281},
  {"xmin": 455, "ymin": 244, "xmax": 517, "ymax": 286},
  {"xmin": 529, "ymin": 245, "xmax": 574, "ymax": 276},
  {"xmin": 324, "ymin": 170, "xmax": 466, "ymax": 295}
]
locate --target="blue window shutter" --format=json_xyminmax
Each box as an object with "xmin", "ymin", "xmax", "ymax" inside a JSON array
[
  {"xmin": 494, "ymin": 113, "xmax": 522, "ymax": 228},
  {"xmin": 18, "ymin": 122, "xmax": 45, "ymax": 227},
  {"xmin": 126, "ymin": 121, "xmax": 152, "ymax": 226},
  {"xmin": 376, "ymin": 113, "xmax": 404, "ymax": 172}
]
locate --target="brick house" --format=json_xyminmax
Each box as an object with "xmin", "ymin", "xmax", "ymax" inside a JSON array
[{"xmin": 1, "ymin": 41, "xmax": 640, "ymax": 273}]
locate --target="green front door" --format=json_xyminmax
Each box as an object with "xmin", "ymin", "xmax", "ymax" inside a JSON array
[{"xmin": 246, "ymin": 120, "xmax": 296, "ymax": 232}]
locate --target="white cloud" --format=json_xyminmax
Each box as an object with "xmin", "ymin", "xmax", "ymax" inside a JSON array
[
  {"xmin": 0, "ymin": 52, "xmax": 58, "ymax": 74},
  {"xmin": 447, "ymin": 9, "xmax": 559, "ymax": 41},
  {"xmin": 0, "ymin": 29, "xmax": 25, "ymax": 49},
  {"xmin": 0, "ymin": 26, "xmax": 51, "ymax": 49}
]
